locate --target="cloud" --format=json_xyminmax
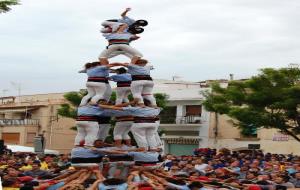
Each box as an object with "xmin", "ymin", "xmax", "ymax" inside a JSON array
[{"xmin": 0, "ymin": 0, "xmax": 300, "ymax": 95}]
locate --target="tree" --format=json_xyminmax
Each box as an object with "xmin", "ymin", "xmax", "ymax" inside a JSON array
[
  {"xmin": 57, "ymin": 90, "xmax": 168, "ymax": 142},
  {"xmin": 0, "ymin": 0, "xmax": 19, "ymax": 13},
  {"xmin": 203, "ymin": 67, "xmax": 300, "ymax": 141}
]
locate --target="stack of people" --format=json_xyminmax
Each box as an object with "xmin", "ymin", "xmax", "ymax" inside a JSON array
[{"xmin": 72, "ymin": 8, "xmax": 163, "ymax": 170}]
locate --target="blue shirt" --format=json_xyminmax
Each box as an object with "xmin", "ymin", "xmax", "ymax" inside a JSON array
[
  {"xmin": 118, "ymin": 16, "xmax": 135, "ymax": 26},
  {"xmin": 102, "ymin": 108, "xmax": 133, "ymax": 117},
  {"xmin": 128, "ymin": 151, "xmax": 159, "ymax": 162},
  {"xmin": 46, "ymin": 182, "xmax": 65, "ymax": 190},
  {"xmin": 87, "ymin": 66, "xmax": 109, "ymax": 77},
  {"xmin": 71, "ymin": 147, "xmax": 103, "ymax": 158},
  {"xmin": 77, "ymin": 105, "xmax": 105, "ymax": 116},
  {"xmin": 166, "ymin": 183, "xmax": 190, "ymax": 190},
  {"xmin": 110, "ymin": 73, "xmax": 132, "ymax": 82},
  {"xmin": 103, "ymin": 32, "xmax": 133, "ymax": 40},
  {"xmin": 78, "ymin": 105, "xmax": 120, "ymax": 117},
  {"xmin": 127, "ymin": 64, "xmax": 151, "ymax": 75},
  {"xmin": 98, "ymin": 183, "xmax": 128, "ymax": 190},
  {"xmin": 122, "ymin": 107, "xmax": 161, "ymax": 117}
]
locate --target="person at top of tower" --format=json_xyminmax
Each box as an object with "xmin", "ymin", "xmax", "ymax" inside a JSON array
[
  {"xmin": 110, "ymin": 59, "xmax": 156, "ymax": 107},
  {"xmin": 101, "ymin": 8, "xmax": 148, "ymax": 35},
  {"xmin": 98, "ymin": 21, "xmax": 143, "ymax": 66}
]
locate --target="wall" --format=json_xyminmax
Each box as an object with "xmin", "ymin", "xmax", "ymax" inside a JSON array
[
  {"xmin": 1, "ymin": 125, "xmax": 38, "ymax": 145},
  {"xmin": 208, "ymin": 113, "xmax": 300, "ymax": 154}
]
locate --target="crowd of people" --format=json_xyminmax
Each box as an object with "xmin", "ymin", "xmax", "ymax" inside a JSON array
[{"xmin": 1, "ymin": 148, "xmax": 300, "ymax": 190}]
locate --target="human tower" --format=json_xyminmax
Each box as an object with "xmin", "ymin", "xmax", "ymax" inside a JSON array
[{"xmin": 71, "ymin": 8, "xmax": 162, "ymax": 164}]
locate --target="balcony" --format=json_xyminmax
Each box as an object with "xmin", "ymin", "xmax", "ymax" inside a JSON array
[
  {"xmin": 160, "ymin": 115, "xmax": 201, "ymax": 124},
  {"xmin": 0, "ymin": 119, "xmax": 39, "ymax": 126}
]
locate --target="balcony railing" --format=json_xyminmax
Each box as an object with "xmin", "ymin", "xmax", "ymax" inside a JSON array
[
  {"xmin": 0, "ymin": 119, "xmax": 39, "ymax": 126},
  {"xmin": 160, "ymin": 115, "xmax": 201, "ymax": 124}
]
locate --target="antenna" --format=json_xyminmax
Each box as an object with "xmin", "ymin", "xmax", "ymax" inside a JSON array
[
  {"xmin": 10, "ymin": 82, "xmax": 22, "ymax": 101},
  {"xmin": 172, "ymin": 75, "xmax": 181, "ymax": 81},
  {"xmin": 2, "ymin": 89, "xmax": 8, "ymax": 97}
]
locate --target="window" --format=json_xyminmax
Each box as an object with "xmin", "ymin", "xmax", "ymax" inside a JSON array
[
  {"xmin": 186, "ymin": 105, "xmax": 202, "ymax": 116},
  {"xmin": 2, "ymin": 133, "xmax": 20, "ymax": 144},
  {"xmin": 160, "ymin": 106, "xmax": 177, "ymax": 124}
]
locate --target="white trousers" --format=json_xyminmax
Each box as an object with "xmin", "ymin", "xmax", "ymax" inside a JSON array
[
  {"xmin": 74, "ymin": 121, "xmax": 99, "ymax": 146},
  {"xmin": 154, "ymin": 121, "xmax": 163, "ymax": 147},
  {"xmin": 131, "ymin": 122, "xmax": 159, "ymax": 149},
  {"xmin": 99, "ymin": 44, "xmax": 143, "ymax": 59},
  {"xmin": 103, "ymin": 84, "xmax": 112, "ymax": 102},
  {"xmin": 131, "ymin": 80, "xmax": 156, "ymax": 106},
  {"xmin": 80, "ymin": 82, "xmax": 112, "ymax": 106},
  {"xmin": 97, "ymin": 124, "xmax": 111, "ymax": 141},
  {"xmin": 115, "ymin": 87, "xmax": 131, "ymax": 105},
  {"xmin": 113, "ymin": 121, "xmax": 133, "ymax": 140},
  {"xmin": 107, "ymin": 51, "xmax": 133, "ymax": 59}
]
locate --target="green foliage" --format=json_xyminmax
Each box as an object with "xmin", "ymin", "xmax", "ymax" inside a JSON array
[
  {"xmin": 203, "ymin": 67, "xmax": 300, "ymax": 141},
  {"xmin": 154, "ymin": 93, "xmax": 169, "ymax": 108},
  {"xmin": 0, "ymin": 0, "xmax": 19, "ymax": 13},
  {"xmin": 57, "ymin": 104, "xmax": 77, "ymax": 119},
  {"xmin": 57, "ymin": 91, "xmax": 87, "ymax": 119}
]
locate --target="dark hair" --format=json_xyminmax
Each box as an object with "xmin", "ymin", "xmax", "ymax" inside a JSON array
[
  {"xmin": 84, "ymin": 62, "xmax": 99, "ymax": 69},
  {"xmin": 32, "ymin": 162, "xmax": 41, "ymax": 167},
  {"xmin": 20, "ymin": 186, "xmax": 34, "ymax": 190},
  {"xmin": 166, "ymin": 178, "xmax": 186, "ymax": 186},
  {"xmin": 136, "ymin": 59, "xmax": 148, "ymax": 65},
  {"xmin": 257, "ymin": 180, "xmax": 270, "ymax": 185},
  {"xmin": 188, "ymin": 181, "xmax": 203, "ymax": 189},
  {"xmin": 116, "ymin": 67, "xmax": 127, "ymax": 74},
  {"xmin": 143, "ymin": 98, "xmax": 152, "ymax": 106},
  {"xmin": 279, "ymin": 175, "xmax": 290, "ymax": 183},
  {"xmin": 2, "ymin": 179, "xmax": 15, "ymax": 187},
  {"xmin": 103, "ymin": 178, "xmax": 125, "ymax": 186}
]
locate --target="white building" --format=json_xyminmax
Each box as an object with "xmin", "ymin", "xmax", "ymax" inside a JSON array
[{"xmin": 153, "ymin": 79, "xmax": 211, "ymax": 155}]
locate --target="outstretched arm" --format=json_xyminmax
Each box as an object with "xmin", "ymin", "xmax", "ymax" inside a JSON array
[
  {"xmin": 98, "ymin": 104, "xmax": 123, "ymax": 110},
  {"xmin": 121, "ymin": 8, "xmax": 131, "ymax": 18},
  {"xmin": 87, "ymin": 169, "xmax": 105, "ymax": 190},
  {"xmin": 115, "ymin": 100, "xmax": 138, "ymax": 107},
  {"xmin": 91, "ymin": 147, "xmax": 128, "ymax": 155}
]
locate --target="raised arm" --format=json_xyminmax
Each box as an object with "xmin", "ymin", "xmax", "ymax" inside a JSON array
[
  {"xmin": 121, "ymin": 8, "xmax": 131, "ymax": 18},
  {"xmin": 87, "ymin": 169, "xmax": 105, "ymax": 190}
]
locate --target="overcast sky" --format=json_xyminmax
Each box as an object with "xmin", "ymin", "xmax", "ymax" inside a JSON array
[{"xmin": 1, "ymin": 0, "xmax": 300, "ymax": 96}]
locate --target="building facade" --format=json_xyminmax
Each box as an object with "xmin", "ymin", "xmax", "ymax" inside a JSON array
[
  {"xmin": 0, "ymin": 79, "xmax": 299, "ymax": 155},
  {"xmin": 0, "ymin": 94, "xmax": 76, "ymax": 153},
  {"xmin": 153, "ymin": 80, "xmax": 210, "ymax": 155},
  {"xmin": 156, "ymin": 79, "xmax": 300, "ymax": 155}
]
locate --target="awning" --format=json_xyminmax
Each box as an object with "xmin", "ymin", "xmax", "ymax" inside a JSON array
[{"xmin": 163, "ymin": 137, "xmax": 201, "ymax": 145}]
